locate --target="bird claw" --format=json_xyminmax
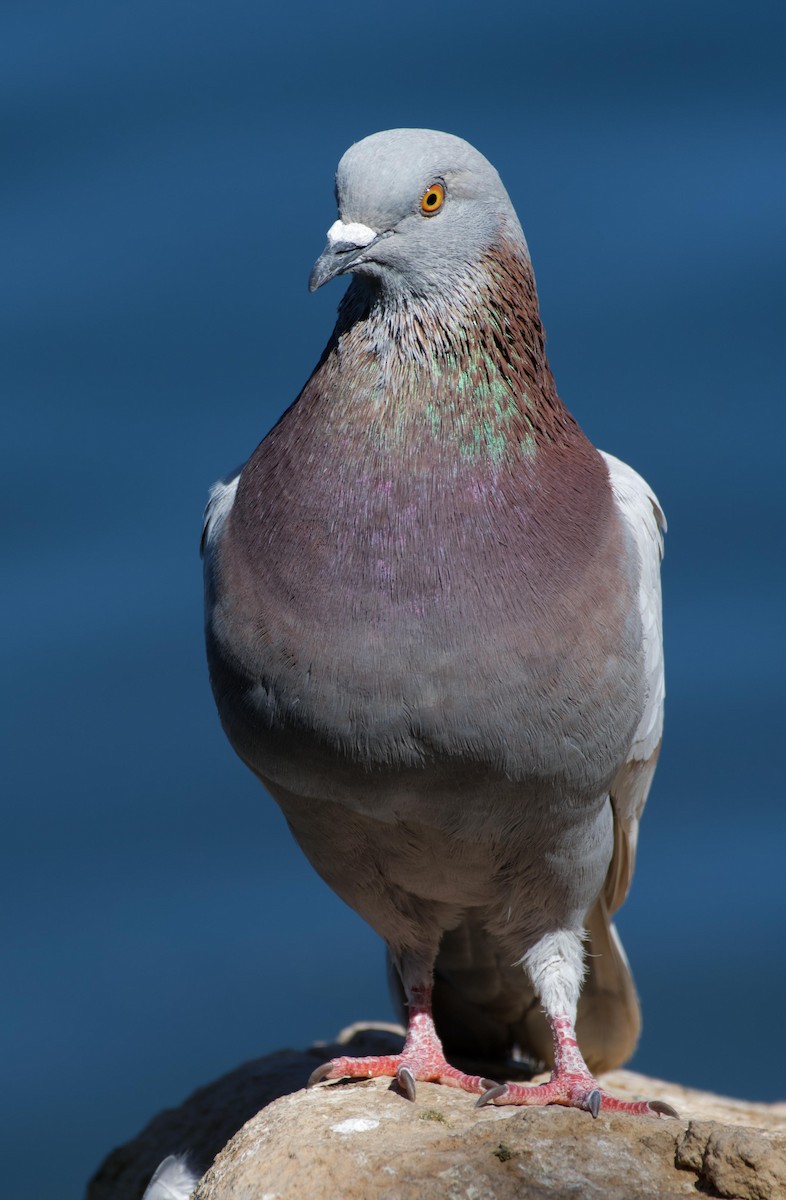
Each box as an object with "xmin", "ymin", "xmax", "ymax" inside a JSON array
[
  {"xmin": 648, "ymin": 1099, "xmax": 679, "ymax": 1118},
  {"xmin": 475, "ymin": 1075, "xmax": 679, "ymax": 1119},
  {"xmin": 308, "ymin": 1044, "xmax": 495, "ymax": 1102},
  {"xmin": 307, "ymin": 1061, "xmax": 336, "ymax": 1087},
  {"xmin": 396, "ymin": 1065, "xmax": 417, "ymax": 1101},
  {"xmin": 476, "ymin": 1083, "xmax": 509, "ymax": 1108}
]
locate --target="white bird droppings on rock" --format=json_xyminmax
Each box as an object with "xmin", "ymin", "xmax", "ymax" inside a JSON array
[{"xmin": 330, "ymin": 1117, "xmax": 380, "ymax": 1134}]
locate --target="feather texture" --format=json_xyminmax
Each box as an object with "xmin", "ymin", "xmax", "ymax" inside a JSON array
[{"xmin": 142, "ymin": 1155, "xmax": 199, "ymax": 1200}]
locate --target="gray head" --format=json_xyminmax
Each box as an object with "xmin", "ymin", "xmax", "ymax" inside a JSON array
[{"xmin": 309, "ymin": 129, "xmax": 527, "ymax": 298}]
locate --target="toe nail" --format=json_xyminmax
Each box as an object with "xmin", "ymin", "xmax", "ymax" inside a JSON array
[
  {"xmin": 476, "ymin": 1084, "xmax": 508, "ymax": 1108},
  {"xmin": 308, "ymin": 1062, "xmax": 334, "ymax": 1087},
  {"xmin": 649, "ymin": 1100, "xmax": 679, "ymax": 1118},
  {"xmin": 586, "ymin": 1088, "xmax": 602, "ymax": 1119},
  {"xmin": 397, "ymin": 1066, "xmax": 417, "ymax": 1101}
]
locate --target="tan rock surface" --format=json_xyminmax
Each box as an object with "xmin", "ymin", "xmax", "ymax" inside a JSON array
[{"xmin": 87, "ymin": 1025, "xmax": 786, "ymax": 1200}]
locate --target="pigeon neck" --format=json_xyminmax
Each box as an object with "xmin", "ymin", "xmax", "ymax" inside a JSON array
[{"xmin": 305, "ymin": 238, "xmax": 581, "ymax": 467}]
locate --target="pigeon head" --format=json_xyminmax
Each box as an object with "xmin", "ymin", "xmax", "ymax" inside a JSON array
[{"xmin": 308, "ymin": 129, "xmax": 527, "ymax": 298}]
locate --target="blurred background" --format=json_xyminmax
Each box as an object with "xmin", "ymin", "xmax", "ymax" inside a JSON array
[{"xmin": 2, "ymin": 1, "xmax": 784, "ymax": 1196}]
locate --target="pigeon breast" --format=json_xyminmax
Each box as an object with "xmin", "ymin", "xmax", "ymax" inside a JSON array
[{"xmin": 205, "ymin": 233, "xmax": 644, "ymax": 816}]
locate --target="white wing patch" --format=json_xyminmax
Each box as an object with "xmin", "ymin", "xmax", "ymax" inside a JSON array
[
  {"xmin": 599, "ymin": 451, "xmax": 667, "ymax": 913},
  {"xmin": 601, "ymin": 451, "xmax": 666, "ymax": 763},
  {"xmin": 200, "ymin": 468, "xmax": 241, "ymax": 558}
]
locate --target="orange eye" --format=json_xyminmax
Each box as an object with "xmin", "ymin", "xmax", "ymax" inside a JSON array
[{"xmin": 421, "ymin": 182, "xmax": 445, "ymax": 216}]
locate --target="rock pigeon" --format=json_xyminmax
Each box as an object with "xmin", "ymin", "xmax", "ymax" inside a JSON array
[{"xmin": 202, "ymin": 129, "xmax": 673, "ymax": 1118}]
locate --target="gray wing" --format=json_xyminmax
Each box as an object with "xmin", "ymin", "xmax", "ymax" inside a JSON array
[{"xmin": 573, "ymin": 451, "xmax": 666, "ymax": 1071}]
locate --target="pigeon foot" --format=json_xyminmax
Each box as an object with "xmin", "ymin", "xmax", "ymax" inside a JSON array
[
  {"xmin": 477, "ymin": 1072, "xmax": 678, "ymax": 1118},
  {"xmin": 477, "ymin": 1012, "xmax": 678, "ymax": 1118},
  {"xmin": 308, "ymin": 989, "xmax": 496, "ymax": 1100},
  {"xmin": 308, "ymin": 1049, "xmax": 495, "ymax": 1100}
]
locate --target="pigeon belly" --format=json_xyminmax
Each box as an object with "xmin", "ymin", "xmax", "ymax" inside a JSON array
[{"xmin": 206, "ymin": 429, "xmax": 643, "ymax": 945}]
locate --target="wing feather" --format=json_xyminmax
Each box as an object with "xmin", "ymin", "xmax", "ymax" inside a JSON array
[
  {"xmin": 600, "ymin": 450, "xmax": 666, "ymax": 913},
  {"xmin": 142, "ymin": 1155, "xmax": 199, "ymax": 1200},
  {"xmin": 200, "ymin": 469, "xmax": 241, "ymax": 559},
  {"xmin": 569, "ymin": 452, "xmax": 667, "ymax": 1069}
]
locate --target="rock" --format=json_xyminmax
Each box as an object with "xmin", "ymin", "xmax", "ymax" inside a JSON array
[
  {"xmin": 676, "ymin": 1121, "xmax": 786, "ymax": 1200},
  {"xmin": 87, "ymin": 1025, "xmax": 786, "ymax": 1200}
]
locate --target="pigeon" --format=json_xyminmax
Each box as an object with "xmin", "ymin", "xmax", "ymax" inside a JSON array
[{"xmin": 202, "ymin": 128, "xmax": 673, "ymax": 1118}]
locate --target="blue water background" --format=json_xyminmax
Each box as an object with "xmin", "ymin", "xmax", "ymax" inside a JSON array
[{"xmin": 2, "ymin": 2, "xmax": 784, "ymax": 1197}]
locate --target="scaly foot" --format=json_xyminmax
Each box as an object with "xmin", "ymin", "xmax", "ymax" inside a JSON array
[
  {"xmin": 477, "ymin": 1014, "xmax": 677, "ymax": 1119},
  {"xmin": 309, "ymin": 1048, "xmax": 494, "ymax": 1100},
  {"xmin": 308, "ymin": 988, "xmax": 496, "ymax": 1100},
  {"xmin": 477, "ymin": 1073, "xmax": 677, "ymax": 1117}
]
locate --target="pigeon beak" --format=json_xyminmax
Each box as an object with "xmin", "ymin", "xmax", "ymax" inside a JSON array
[{"xmin": 308, "ymin": 219, "xmax": 380, "ymax": 292}]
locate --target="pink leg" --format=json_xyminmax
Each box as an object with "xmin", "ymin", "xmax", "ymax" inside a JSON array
[
  {"xmin": 308, "ymin": 984, "xmax": 496, "ymax": 1100},
  {"xmin": 478, "ymin": 1013, "xmax": 677, "ymax": 1118}
]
